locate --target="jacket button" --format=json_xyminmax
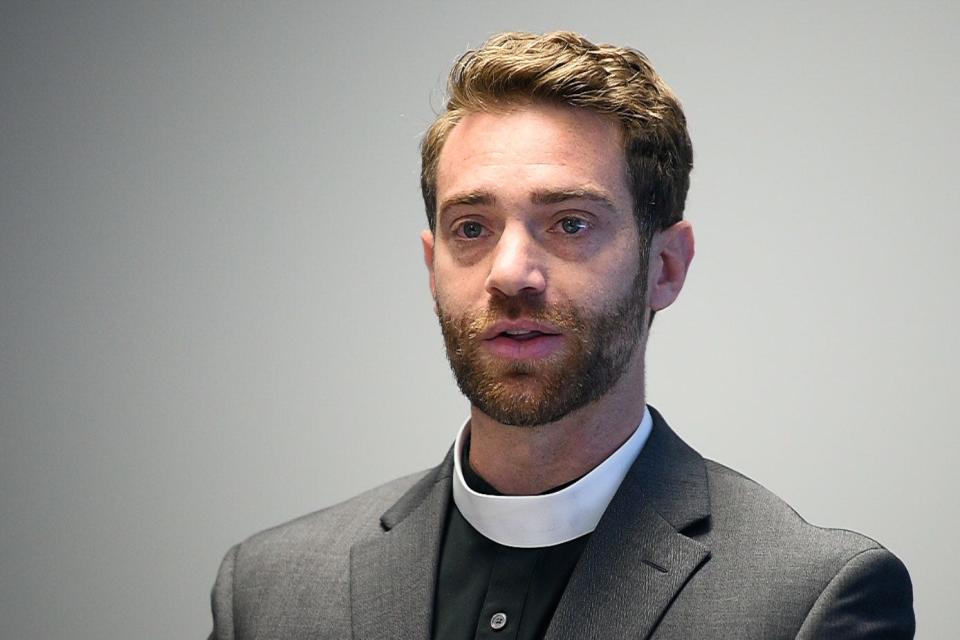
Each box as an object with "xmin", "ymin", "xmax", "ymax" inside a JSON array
[{"xmin": 490, "ymin": 612, "xmax": 507, "ymax": 630}]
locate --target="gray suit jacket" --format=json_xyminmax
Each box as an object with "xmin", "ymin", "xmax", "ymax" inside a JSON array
[{"xmin": 209, "ymin": 408, "xmax": 914, "ymax": 639}]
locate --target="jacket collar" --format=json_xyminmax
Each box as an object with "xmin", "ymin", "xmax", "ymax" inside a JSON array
[
  {"xmin": 349, "ymin": 452, "xmax": 453, "ymax": 640},
  {"xmin": 350, "ymin": 406, "xmax": 712, "ymax": 640},
  {"xmin": 544, "ymin": 406, "xmax": 711, "ymax": 639}
]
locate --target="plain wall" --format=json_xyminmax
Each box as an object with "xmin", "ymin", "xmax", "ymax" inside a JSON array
[{"xmin": 1, "ymin": 1, "xmax": 956, "ymax": 637}]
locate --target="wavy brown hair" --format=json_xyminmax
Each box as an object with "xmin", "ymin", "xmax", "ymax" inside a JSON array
[{"xmin": 420, "ymin": 31, "xmax": 693, "ymax": 241}]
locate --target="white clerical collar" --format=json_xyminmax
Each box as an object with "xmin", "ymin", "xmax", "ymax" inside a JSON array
[{"xmin": 452, "ymin": 406, "xmax": 653, "ymax": 548}]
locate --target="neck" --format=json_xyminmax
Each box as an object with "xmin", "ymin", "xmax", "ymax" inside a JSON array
[{"xmin": 467, "ymin": 355, "xmax": 647, "ymax": 495}]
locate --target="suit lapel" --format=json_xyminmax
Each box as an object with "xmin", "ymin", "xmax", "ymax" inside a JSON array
[
  {"xmin": 545, "ymin": 407, "xmax": 712, "ymax": 640},
  {"xmin": 350, "ymin": 454, "xmax": 453, "ymax": 640}
]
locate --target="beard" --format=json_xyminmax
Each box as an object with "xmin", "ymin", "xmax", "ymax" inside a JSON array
[{"xmin": 436, "ymin": 265, "xmax": 647, "ymax": 427}]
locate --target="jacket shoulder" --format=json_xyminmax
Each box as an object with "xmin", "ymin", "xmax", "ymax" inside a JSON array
[
  {"xmin": 684, "ymin": 459, "xmax": 914, "ymax": 636},
  {"xmin": 212, "ymin": 470, "xmax": 430, "ymax": 637},
  {"xmin": 239, "ymin": 469, "xmax": 429, "ymax": 561},
  {"xmin": 703, "ymin": 458, "xmax": 886, "ymax": 557}
]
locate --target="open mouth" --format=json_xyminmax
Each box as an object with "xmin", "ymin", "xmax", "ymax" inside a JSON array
[
  {"xmin": 497, "ymin": 329, "xmax": 553, "ymax": 341},
  {"xmin": 483, "ymin": 328, "xmax": 564, "ymax": 359}
]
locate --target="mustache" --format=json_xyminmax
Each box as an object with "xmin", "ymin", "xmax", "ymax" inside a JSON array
[
  {"xmin": 486, "ymin": 293, "xmax": 547, "ymax": 320},
  {"xmin": 450, "ymin": 295, "xmax": 582, "ymax": 341}
]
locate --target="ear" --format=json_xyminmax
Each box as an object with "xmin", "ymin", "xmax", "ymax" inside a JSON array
[
  {"xmin": 647, "ymin": 220, "xmax": 695, "ymax": 312},
  {"xmin": 420, "ymin": 228, "xmax": 437, "ymax": 299}
]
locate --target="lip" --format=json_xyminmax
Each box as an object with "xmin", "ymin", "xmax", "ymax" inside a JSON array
[
  {"xmin": 480, "ymin": 320, "xmax": 564, "ymax": 360},
  {"xmin": 479, "ymin": 320, "xmax": 562, "ymax": 341}
]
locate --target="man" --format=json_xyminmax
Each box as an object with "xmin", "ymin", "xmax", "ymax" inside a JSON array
[{"xmin": 209, "ymin": 31, "xmax": 914, "ymax": 639}]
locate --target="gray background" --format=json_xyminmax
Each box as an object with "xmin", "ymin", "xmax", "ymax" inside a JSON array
[{"xmin": 1, "ymin": 1, "xmax": 956, "ymax": 637}]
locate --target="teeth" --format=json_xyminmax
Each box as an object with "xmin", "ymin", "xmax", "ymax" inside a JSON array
[{"xmin": 505, "ymin": 329, "xmax": 533, "ymax": 335}]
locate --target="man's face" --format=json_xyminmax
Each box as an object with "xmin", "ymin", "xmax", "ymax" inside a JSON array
[{"xmin": 422, "ymin": 103, "xmax": 648, "ymax": 426}]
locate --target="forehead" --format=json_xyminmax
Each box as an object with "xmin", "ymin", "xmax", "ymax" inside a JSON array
[{"xmin": 435, "ymin": 103, "xmax": 630, "ymax": 209}]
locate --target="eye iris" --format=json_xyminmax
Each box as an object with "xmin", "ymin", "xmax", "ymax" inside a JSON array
[
  {"xmin": 561, "ymin": 218, "xmax": 585, "ymax": 234},
  {"xmin": 463, "ymin": 222, "xmax": 483, "ymax": 238}
]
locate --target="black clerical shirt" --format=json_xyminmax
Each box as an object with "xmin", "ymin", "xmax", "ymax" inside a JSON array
[{"xmin": 432, "ymin": 445, "xmax": 591, "ymax": 639}]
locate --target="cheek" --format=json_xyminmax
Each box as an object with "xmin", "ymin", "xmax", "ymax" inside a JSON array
[
  {"xmin": 557, "ymin": 255, "xmax": 641, "ymax": 303},
  {"xmin": 433, "ymin": 269, "xmax": 481, "ymax": 315},
  {"xmin": 434, "ymin": 248, "xmax": 489, "ymax": 289}
]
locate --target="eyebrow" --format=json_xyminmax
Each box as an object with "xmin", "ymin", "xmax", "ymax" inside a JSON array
[
  {"xmin": 437, "ymin": 186, "xmax": 618, "ymax": 223},
  {"xmin": 438, "ymin": 191, "xmax": 497, "ymax": 221},
  {"xmin": 529, "ymin": 187, "xmax": 618, "ymax": 212}
]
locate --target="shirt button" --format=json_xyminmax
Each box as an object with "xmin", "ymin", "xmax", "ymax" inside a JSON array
[{"xmin": 490, "ymin": 612, "xmax": 507, "ymax": 630}]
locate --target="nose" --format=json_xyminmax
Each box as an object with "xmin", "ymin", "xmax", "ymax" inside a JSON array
[{"xmin": 484, "ymin": 223, "xmax": 546, "ymax": 299}]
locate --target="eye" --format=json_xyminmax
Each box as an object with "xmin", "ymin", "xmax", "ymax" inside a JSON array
[
  {"xmin": 456, "ymin": 220, "xmax": 486, "ymax": 239},
  {"xmin": 558, "ymin": 217, "xmax": 589, "ymax": 235}
]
